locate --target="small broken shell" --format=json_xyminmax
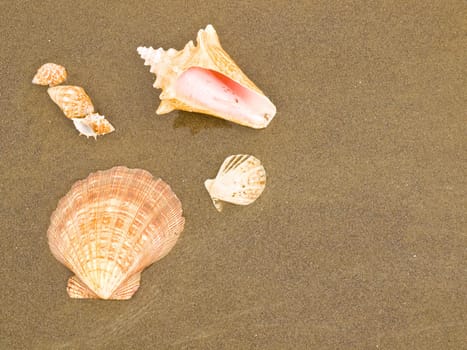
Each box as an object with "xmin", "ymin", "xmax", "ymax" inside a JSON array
[
  {"xmin": 138, "ymin": 25, "xmax": 276, "ymax": 129},
  {"xmin": 32, "ymin": 63, "xmax": 67, "ymax": 87},
  {"xmin": 47, "ymin": 85, "xmax": 94, "ymax": 119},
  {"xmin": 47, "ymin": 166, "xmax": 185, "ymax": 299},
  {"xmin": 72, "ymin": 113, "xmax": 115, "ymax": 139},
  {"xmin": 205, "ymin": 154, "xmax": 266, "ymax": 211}
]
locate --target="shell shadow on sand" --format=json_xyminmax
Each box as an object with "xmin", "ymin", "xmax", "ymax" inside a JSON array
[{"xmin": 172, "ymin": 111, "xmax": 233, "ymax": 135}]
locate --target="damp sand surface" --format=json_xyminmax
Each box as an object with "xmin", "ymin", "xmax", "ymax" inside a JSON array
[{"xmin": 1, "ymin": 1, "xmax": 466, "ymax": 349}]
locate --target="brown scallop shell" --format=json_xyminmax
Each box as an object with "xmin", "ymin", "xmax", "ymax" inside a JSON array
[{"xmin": 47, "ymin": 166, "xmax": 185, "ymax": 299}]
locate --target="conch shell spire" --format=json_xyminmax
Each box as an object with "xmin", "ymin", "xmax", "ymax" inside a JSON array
[{"xmin": 138, "ymin": 25, "xmax": 277, "ymax": 129}]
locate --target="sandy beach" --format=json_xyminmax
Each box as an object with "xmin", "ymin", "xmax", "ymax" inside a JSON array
[{"xmin": 1, "ymin": 1, "xmax": 465, "ymax": 348}]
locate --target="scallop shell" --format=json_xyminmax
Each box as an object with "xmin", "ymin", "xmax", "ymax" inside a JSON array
[
  {"xmin": 47, "ymin": 166, "xmax": 185, "ymax": 299},
  {"xmin": 72, "ymin": 113, "xmax": 115, "ymax": 139},
  {"xmin": 137, "ymin": 24, "xmax": 276, "ymax": 129},
  {"xmin": 47, "ymin": 85, "xmax": 95, "ymax": 119},
  {"xmin": 204, "ymin": 154, "xmax": 266, "ymax": 211},
  {"xmin": 32, "ymin": 63, "xmax": 67, "ymax": 87}
]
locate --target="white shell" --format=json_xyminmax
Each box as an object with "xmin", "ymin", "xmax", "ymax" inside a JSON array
[
  {"xmin": 204, "ymin": 154, "xmax": 266, "ymax": 211},
  {"xmin": 72, "ymin": 113, "xmax": 115, "ymax": 139}
]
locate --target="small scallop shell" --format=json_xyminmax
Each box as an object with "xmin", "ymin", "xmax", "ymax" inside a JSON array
[
  {"xmin": 204, "ymin": 154, "xmax": 266, "ymax": 211},
  {"xmin": 32, "ymin": 63, "xmax": 67, "ymax": 86},
  {"xmin": 72, "ymin": 113, "xmax": 115, "ymax": 139},
  {"xmin": 47, "ymin": 166, "xmax": 185, "ymax": 299},
  {"xmin": 47, "ymin": 85, "xmax": 95, "ymax": 119}
]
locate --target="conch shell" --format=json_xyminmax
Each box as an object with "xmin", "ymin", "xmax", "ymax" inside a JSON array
[
  {"xmin": 32, "ymin": 63, "xmax": 67, "ymax": 87},
  {"xmin": 138, "ymin": 25, "xmax": 276, "ymax": 129},
  {"xmin": 72, "ymin": 113, "xmax": 115, "ymax": 139},
  {"xmin": 47, "ymin": 166, "xmax": 185, "ymax": 299},
  {"xmin": 205, "ymin": 154, "xmax": 266, "ymax": 211},
  {"xmin": 47, "ymin": 85, "xmax": 94, "ymax": 119}
]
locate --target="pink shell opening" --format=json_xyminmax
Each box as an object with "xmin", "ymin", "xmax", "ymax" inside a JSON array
[{"xmin": 174, "ymin": 67, "xmax": 276, "ymax": 128}]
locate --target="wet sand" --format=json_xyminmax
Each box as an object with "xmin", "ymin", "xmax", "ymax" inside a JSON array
[{"xmin": 1, "ymin": 1, "xmax": 466, "ymax": 349}]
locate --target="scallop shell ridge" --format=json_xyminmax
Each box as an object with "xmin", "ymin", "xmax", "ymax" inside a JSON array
[{"xmin": 47, "ymin": 166, "xmax": 185, "ymax": 299}]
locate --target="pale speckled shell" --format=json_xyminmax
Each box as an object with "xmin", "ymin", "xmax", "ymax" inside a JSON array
[
  {"xmin": 72, "ymin": 113, "xmax": 115, "ymax": 139},
  {"xmin": 47, "ymin": 85, "xmax": 95, "ymax": 119},
  {"xmin": 205, "ymin": 154, "xmax": 266, "ymax": 211},
  {"xmin": 137, "ymin": 25, "xmax": 276, "ymax": 129},
  {"xmin": 32, "ymin": 63, "xmax": 67, "ymax": 87},
  {"xmin": 47, "ymin": 166, "xmax": 185, "ymax": 299}
]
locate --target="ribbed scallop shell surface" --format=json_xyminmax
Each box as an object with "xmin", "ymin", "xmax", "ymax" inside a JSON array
[
  {"xmin": 204, "ymin": 154, "xmax": 266, "ymax": 211},
  {"xmin": 47, "ymin": 166, "xmax": 185, "ymax": 300}
]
